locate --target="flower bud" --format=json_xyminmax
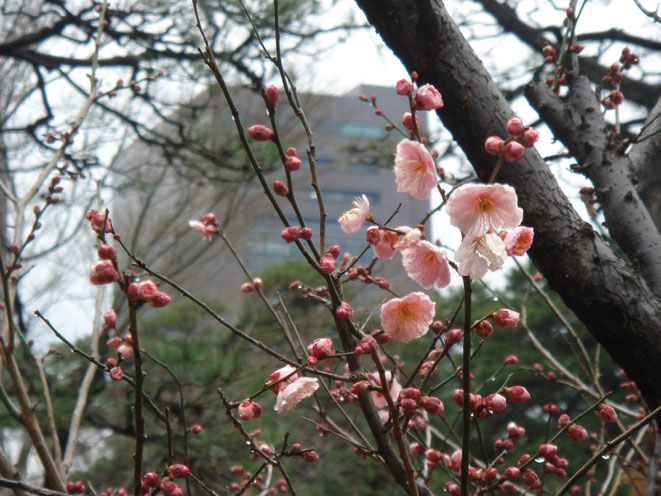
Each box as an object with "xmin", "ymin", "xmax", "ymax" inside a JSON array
[
  {"xmin": 107, "ymin": 337, "xmax": 123, "ymax": 349},
  {"xmin": 336, "ymin": 301, "xmax": 354, "ymax": 320},
  {"xmin": 359, "ymin": 335, "xmax": 377, "ymax": 352},
  {"xmin": 567, "ymin": 423, "xmax": 588, "ymax": 441},
  {"xmin": 142, "ymin": 472, "xmax": 160, "ymax": 488},
  {"xmin": 302, "ymin": 450, "xmax": 319, "ymax": 463},
  {"xmin": 350, "ymin": 380, "xmax": 371, "ymax": 395},
  {"xmin": 508, "ymin": 385, "xmax": 531, "ymax": 403},
  {"xmin": 151, "ymin": 292, "xmax": 171, "ymax": 308},
  {"xmin": 414, "ymin": 84, "xmax": 444, "ymax": 110},
  {"xmin": 506, "ymin": 117, "xmax": 524, "ymax": 136},
  {"xmin": 420, "ymin": 395, "xmax": 444, "ymax": 415},
  {"xmin": 167, "ymin": 464, "xmax": 190, "ymax": 479},
  {"xmin": 444, "ymin": 328, "xmax": 462, "ymax": 347},
  {"xmin": 487, "ymin": 393, "xmax": 507, "ymax": 413},
  {"xmin": 520, "ymin": 127, "xmax": 540, "ymax": 147},
  {"xmin": 284, "ymin": 156, "xmax": 302, "ymax": 171},
  {"xmin": 473, "ymin": 320, "xmax": 493, "ymax": 338},
  {"xmin": 247, "ymin": 124, "xmax": 274, "ymax": 141},
  {"xmin": 409, "ymin": 442, "xmax": 424, "ymax": 456},
  {"xmin": 425, "ymin": 449, "xmax": 443, "ymax": 464},
  {"xmin": 598, "ymin": 404, "xmax": 617, "ymax": 422},
  {"xmin": 503, "ymin": 141, "xmax": 525, "ymax": 162},
  {"xmin": 89, "ymin": 260, "xmax": 120, "ymax": 286},
  {"xmin": 319, "ymin": 255, "xmax": 336, "ymax": 274},
  {"xmin": 395, "ymin": 79, "xmax": 414, "ymax": 96},
  {"xmin": 98, "ymin": 244, "xmax": 117, "ymax": 260},
  {"xmin": 137, "ymin": 279, "xmax": 159, "ymax": 301},
  {"xmin": 272, "ymin": 180, "xmax": 289, "ymax": 196},
  {"xmin": 542, "ymin": 45, "xmax": 555, "ymax": 57},
  {"xmin": 266, "ymin": 84, "xmax": 279, "ymax": 107},
  {"xmin": 102, "ymin": 309, "xmax": 117, "ymax": 328},
  {"xmin": 490, "ymin": 309, "xmax": 520, "ymax": 327},
  {"xmin": 109, "ymin": 366, "xmax": 124, "ymax": 381},
  {"xmin": 538, "ymin": 443, "xmax": 558, "ymax": 459},
  {"xmin": 484, "ymin": 136, "xmax": 505, "ymax": 155},
  {"xmin": 402, "ymin": 112, "xmax": 419, "ymax": 132}
]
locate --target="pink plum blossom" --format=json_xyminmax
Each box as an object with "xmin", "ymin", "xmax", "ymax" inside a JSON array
[
  {"xmin": 503, "ymin": 141, "xmax": 525, "ymax": 162},
  {"xmin": 307, "ymin": 338, "xmax": 333, "ymax": 359},
  {"xmin": 520, "ymin": 127, "xmax": 540, "ymax": 147},
  {"xmin": 89, "ymin": 260, "xmax": 120, "ymax": 286},
  {"xmin": 274, "ymin": 377, "xmax": 319, "ymax": 413},
  {"xmin": 188, "ymin": 220, "xmax": 212, "ymax": 240},
  {"xmin": 506, "ymin": 117, "xmax": 524, "ymax": 136},
  {"xmin": 393, "ymin": 226, "xmax": 423, "ymax": 251},
  {"xmin": 238, "ymin": 400, "xmax": 262, "ymax": 421},
  {"xmin": 414, "ymin": 84, "xmax": 444, "ymax": 110},
  {"xmin": 454, "ymin": 233, "xmax": 508, "ymax": 280},
  {"xmin": 446, "ymin": 183, "xmax": 523, "ymax": 237},
  {"xmin": 485, "ymin": 136, "xmax": 505, "ymax": 156},
  {"xmin": 366, "ymin": 227, "xmax": 399, "ymax": 259},
  {"xmin": 380, "ymin": 292, "xmax": 436, "ymax": 343},
  {"xmin": 394, "ymin": 139, "xmax": 439, "ymax": 200},
  {"xmin": 338, "ymin": 195, "xmax": 370, "ymax": 234},
  {"xmin": 102, "ymin": 309, "xmax": 117, "ymax": 328},
  {"xmin": 501, "ymin": 226, "xmax": 534, "ymax": 256},
  {"xmin": 491, "ymin": 309, "xmax": 520, "ymax": 327},
  {"xmin": 370, "ymin": 371, "xmax": 402, "ymax": 409},
  {"xmin": 401, "ymin": 241, "xmax": 451, "ymax": 289},
  {"xmin": 268, "ymin": 365, "xmax": 298, "ymax": 394},
  {"xmin": 396, "ymin": 79, "xmax": 414, "ymax": 96}
]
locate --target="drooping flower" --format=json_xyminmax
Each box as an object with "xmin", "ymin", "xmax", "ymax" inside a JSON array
[
  {"xmin": 446, "ymin": 183, "xmax": 523, "ymax": 237},
  {"xmin": 274, "ymin": 377, "xmax": 319, "ymax": 413},
  {"xmin": 338, "ymin": 195, "xmax": 370, "ymax": 234},
  {"xmin": 401, "ymin": 241, "xmax": 451, "ymax": 289},
  {"xmin": 370, "ymin": 371, "xmax": 402, "ymax": 409},
  {"xmin": 394, "ymin": 139, "xmax": 439, "ymax": 200},
  {"xmin": 454, "ymin": 233, "xmax": 508, "ymax": 280},
  {"xmin": 380, "ymin": 292, "xmax": 436, "ymax": 343},
  {"xmin": 501, "ymin": 226, "xmax": 534, "ymax": 256},
  {"xmin": 366, "ymin": 227, "xmax": 399, "ymax": 259},
  {"xmin": 268, "ymin": 365, "xmax": 298, "ymax": 394}
]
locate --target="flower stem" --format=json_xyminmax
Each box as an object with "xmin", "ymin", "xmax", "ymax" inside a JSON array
[{"xmin": 461, "ymin": 276, "xmax": 472, "ymax": 496}]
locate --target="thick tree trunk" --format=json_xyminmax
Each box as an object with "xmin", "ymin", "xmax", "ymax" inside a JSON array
[{"xmin": 354, "ymin": 0, "xmax": 661, "ymax": 408}]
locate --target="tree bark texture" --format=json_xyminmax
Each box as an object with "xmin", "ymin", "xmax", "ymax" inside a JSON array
[{"xmin": 353, "ymin": 0, "xmax": 661, "ymax": 408}]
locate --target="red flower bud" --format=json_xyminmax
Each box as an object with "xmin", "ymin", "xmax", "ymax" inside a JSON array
[{"xmin": 247, "ymin": 125, "xmax": 274, "ymax": 141}]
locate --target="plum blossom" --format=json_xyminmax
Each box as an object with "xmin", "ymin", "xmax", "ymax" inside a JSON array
[
  {"xmin": 394, "ymin": 139, "xmax": 439, "ymax": 200},
  {"xmin": 401, "ymin": 241, "xmax": 451, "ymax": 289},
  {"xmin": 455, "ymin": 233, "xmax": 508, "ymax": 280},
  {"xmin": 393, "ymin": 226, "xmax": 423, "ymax": 251},
  {"xmin": 268, "ymin": 365, "xmax": 298, "ymax": 394},
  {"xmin": 89, "ymin": 260, "xmax": 120, "ymax": 286},
  {"xmin": 414, "ymin": 84, "xmax": 444, "ymax": 110},
  {"xmin": 366, "ymin": 227, "xmax": 399, "ymax": 259},
  {"xmin": 380, "ymin": 292, "xmax": 436, "ymax": 343},
  {"xmin": 501, "ymin": 226, "xmax": 534, "ymax": 256},
  {"xmin": 491, "ymin": 309, "xmax": 520, "ymax": 327},
  {"xmin": 370, "ymin": 371, "xmax": 402, "ymax": 408},
  {"xmin": 338, "ymin": 195, "xmax": 370, "ymax": 233},
  {"xmin": 446, "ymin": 183, "xmax": 523, "ymax": 237},
  {"xmin": 274, "ymin": 377, "xmax": 319, "ymax": 413}
]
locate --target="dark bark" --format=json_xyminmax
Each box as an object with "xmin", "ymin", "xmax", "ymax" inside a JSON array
[
  {"xmin": 353, "ymin": 0, "xmax": 661, "ymax": 408},
  {"xmin": 525, "ymin": 73, "xmax": 661, "ymax": 297},
  {"xmin": 477, "ymin": 0, "xmax": 661, "ymax": 110}
]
